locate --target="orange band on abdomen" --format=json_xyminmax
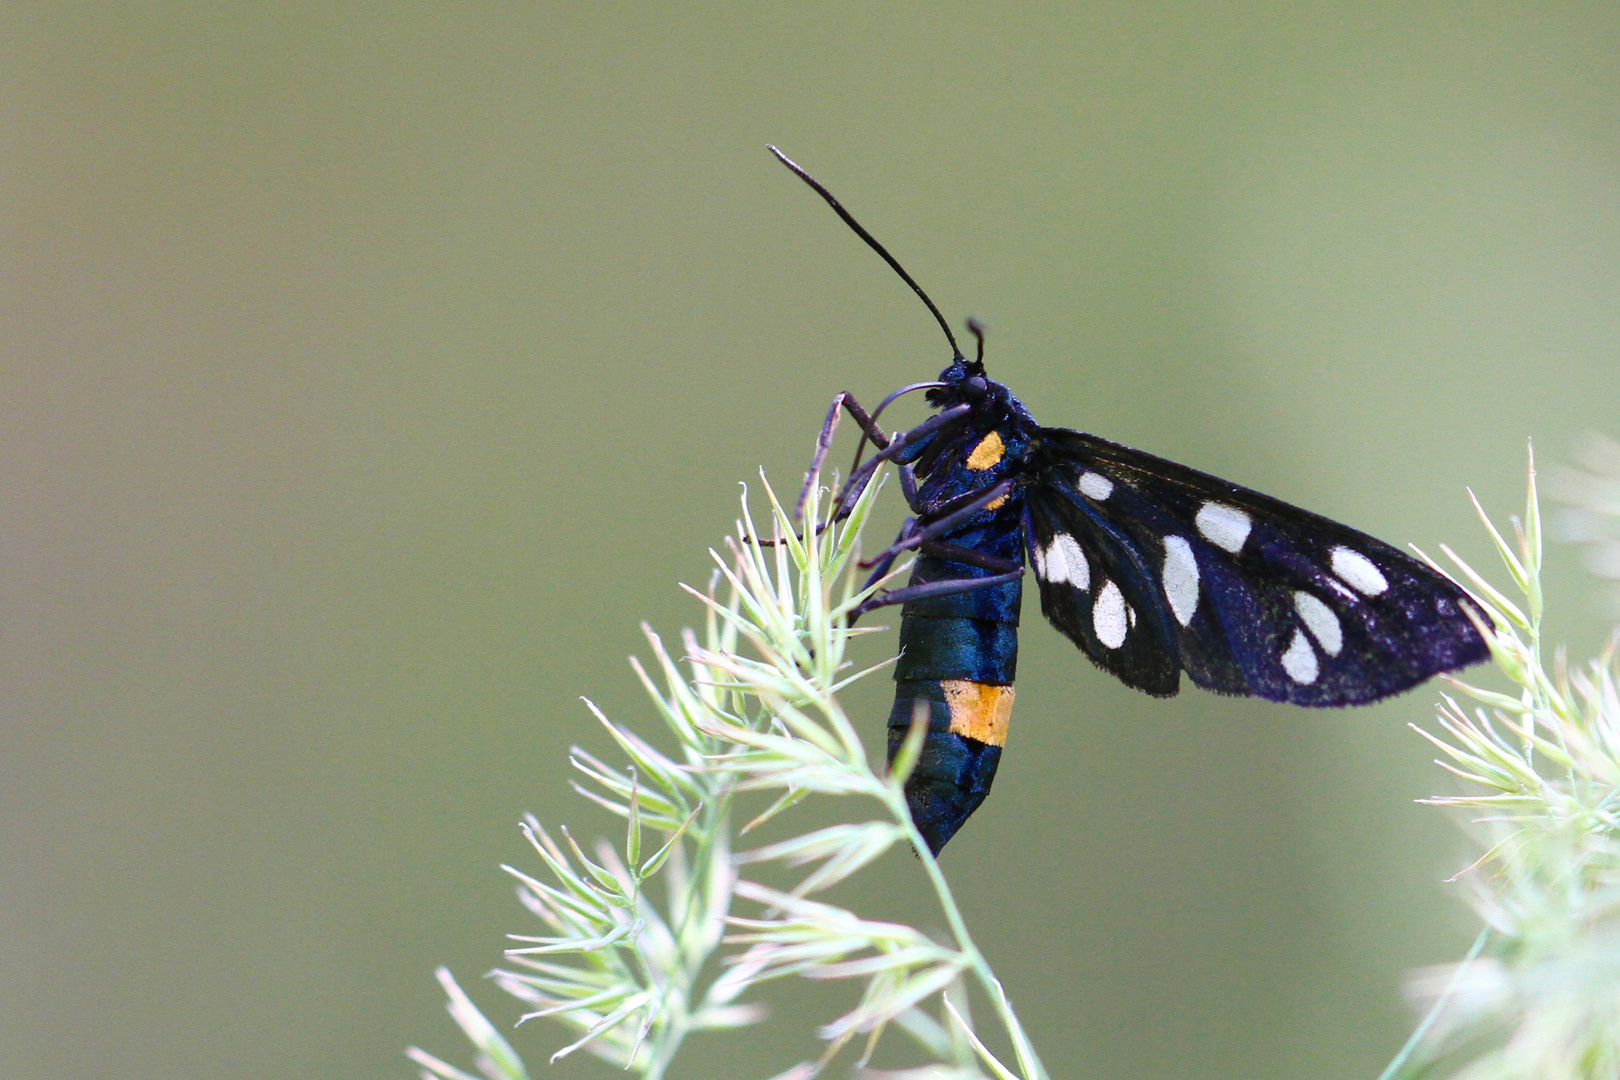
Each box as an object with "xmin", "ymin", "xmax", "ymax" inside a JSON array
[{"xmin": 940, "ymin": 680, "xmax": 1015, "ymax": 747}]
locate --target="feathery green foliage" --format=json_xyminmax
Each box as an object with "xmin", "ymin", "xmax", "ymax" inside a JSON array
[
  {"xmin": 1552, "ymin": 433, "xmax": 1620, "ymax": 621},
  {"xmin": 408, "ymin": 461, "xmax": 1044, "ymax": 1080},
  {"xmin": 1387, "ymin": 448, "xmax": 1620, "ymax": 1080}
]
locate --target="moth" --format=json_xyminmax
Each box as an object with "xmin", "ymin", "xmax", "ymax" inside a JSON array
[{"xmin": 768, "ymin": 147, "xmax": 1489, "ymax": 854}]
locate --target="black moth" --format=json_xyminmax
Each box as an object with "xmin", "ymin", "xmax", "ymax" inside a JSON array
[{"xmin": 768, "ymin": 146, "xmax": 1489, "ymax": 854}]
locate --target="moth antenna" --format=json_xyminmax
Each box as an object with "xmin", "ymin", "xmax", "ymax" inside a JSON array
[
  {"xmin": 768, "ymin": 145, "xmax": 963, "ymax": 361},
  {"xmin": 966, "ymin": 318, "xmax": 987, "ymax": 366}
]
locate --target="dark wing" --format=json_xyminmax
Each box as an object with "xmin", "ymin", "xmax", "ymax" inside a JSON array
[{"xmin": 1022, "ymin": 428, "xmax": 1489, "ymax": 706}]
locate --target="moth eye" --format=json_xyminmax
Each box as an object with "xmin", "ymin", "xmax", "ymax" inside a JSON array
[{"xmin": 963, "ymin": 376, "xmax": 988, "ymax": 399}]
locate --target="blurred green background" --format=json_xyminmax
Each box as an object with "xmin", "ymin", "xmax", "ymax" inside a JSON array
[{"xmin": 4, "ymin": 3, "xmax": 1618, "ymax": 1078}]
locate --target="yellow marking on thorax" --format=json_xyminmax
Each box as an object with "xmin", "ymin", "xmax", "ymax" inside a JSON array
[
  {"xmin": 941, "ymin": 680, "xmax": 1015, "ymax": 747},
  {"xmin": 965, "ymin": 430, "xmax": 1005, "ymax": 471}
]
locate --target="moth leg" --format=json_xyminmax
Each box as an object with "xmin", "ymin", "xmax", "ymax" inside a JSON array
[
  {"xmin": 909, "ymin": 409, "xmax": 971, "ymax": 479},
  {"xmin": 858, "ymin": 479, "xmax": 1014, "ymax": 569},
  {"xmin": 917, "ymin": 475, "xmax": 1018, "ymax": 521},
  {"xmin": 919, "ymin": 541, "xmax": 1022, "ymax": 574},
  {"xmin": 829, "ymin": 404, "xmax": 971, "ymax": 522},
  {"xmin": 759, "ymin": 402, "xmax": 971, "ymax": 547},
  {"xmin": 793, "ymin": 390, "xmax": 890, "ymax": 521},
  {"xmin": 757, "ymin": 391, "xmax": 885, "ymax": 547},
  {"xmin": 856, "ymin": 517, "xmax": 918, "ymax": 596},
  {"xmin": 899, "ymin": 463, "xmax": 919, "ymax": 509},
  {"xmin": 850, "ymin": 569, "xmax": 1025, "ymax": 622},
  {"xmin": 853, "ymin": 530, "xmax": 1021, "ymax": 618},
  {"xmin": 847, "ymin": 380, "xmax": 953, "ymax": 482}
]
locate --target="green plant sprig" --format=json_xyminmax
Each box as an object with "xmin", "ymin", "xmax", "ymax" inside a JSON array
[
  {"xmin": 1387, "ymin": 447, "xmax": 1620, "ymax": 1080},
  {"xmin": 410, "ymin": 452, "xmax": 1045, "ymax": 1080}
]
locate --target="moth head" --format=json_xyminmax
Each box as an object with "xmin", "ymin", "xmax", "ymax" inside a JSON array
[{"xmin": 927, "ymin": 317, "xmax": 997, "ymax": 410}]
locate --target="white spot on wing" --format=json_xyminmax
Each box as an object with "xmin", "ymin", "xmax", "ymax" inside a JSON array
[
  {"xmin": 1330, "ymin": 546, "xmax": 1389, "ymax": 596},
  {"xmin": 1038, "ymin": 537, "xmax": 1063, "ymax": 581},
  {"xmin": 1094, "ymin": 580, "xmax": 1128, "ymax": 648},
  {"xmin": 1068, "ymin": 546, "xmax": 1090, "ymax": 589},
  {"xmin": 1078, "ymin": 471, "xmax": 1114, "ymax": 501},
  {"xmin": 1195, "ymin": 502, "xmax": 1252, "ymax": 553},
  {"xmin": 1293, "ymin": 591, "xmax": 1343, "ymax": 655},
  {"xmin": 1281, "ymin": 628, "xmax": 1319, "ymax": 684},
  {"xmin": 1162, "ymin": 535, "xmax": 1199, "ymax": 626},
  {"xmin": 1041, "ymin": 533, "xmax": 1090, "ymax": 590}
]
